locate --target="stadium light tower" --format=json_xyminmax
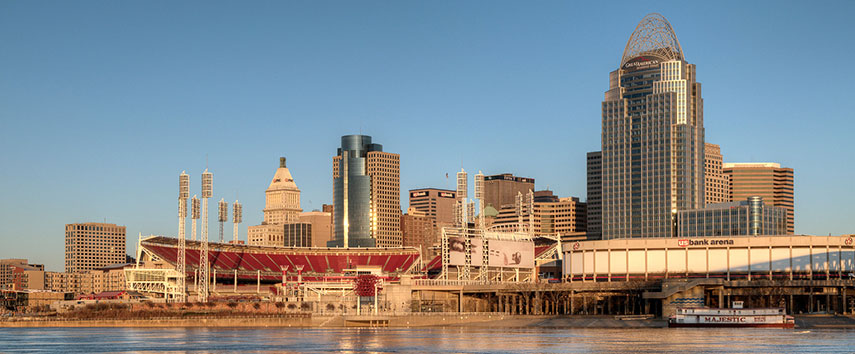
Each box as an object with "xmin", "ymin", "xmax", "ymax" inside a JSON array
[
  {"xmin": 218, "ymin": 198, "xmax": 227, "ymax": 243},
  {"xmin": 233, "ymin": 200, "xmax": 242, "ymax": 243},
  {"xmin": 177, "ymin": 172, "xmax": 189, "ymax": 302},
  {"xmin": 474, "ymin": 171, "xmax": 484, "ymax": 229},
  {"xmin": 456, "ymin": 169, "xmax": 468, "ymax": 227},
  {"xmin": 191, "ymin": 196, "xmax": 200, "ymax": 241},
  {"xmin": 199, "ymin": 169, "xmax": 213, "ymax": 302}
]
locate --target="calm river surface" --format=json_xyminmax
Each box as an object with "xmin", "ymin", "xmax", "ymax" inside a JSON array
[{"xmin": 1, "ymin": 327, "xmax": 853, "ymax": 353}]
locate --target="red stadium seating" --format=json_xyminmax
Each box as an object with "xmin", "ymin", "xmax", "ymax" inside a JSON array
[{"xmin": 140, "ymin": 236, "xmax": 419, "ymax": 281}]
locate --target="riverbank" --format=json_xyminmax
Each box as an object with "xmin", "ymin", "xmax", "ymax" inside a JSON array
[
  {"xmin": 3, "ymin": 314, "xmax": 854, "ymax": 329},
  {"xmin": 0, "ymin": 314, "xmax": 664, "ymax": 328}
]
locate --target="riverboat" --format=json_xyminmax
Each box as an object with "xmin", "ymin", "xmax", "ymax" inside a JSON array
[{"xmin": 669, "ymin": 308, "xmax": 794, "ymax": 328}]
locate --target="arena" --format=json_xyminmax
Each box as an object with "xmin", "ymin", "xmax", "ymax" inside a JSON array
[{"xmin": 563, "ymin": 235, "xmax": 855, "ymax": 281}]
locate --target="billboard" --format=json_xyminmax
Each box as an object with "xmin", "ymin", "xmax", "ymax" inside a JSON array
[
  {"xmin": 448, "ymin": 237, "xmax": 482, "ymax": 266},
  {"xmin": 447, "ymin": 236, "xmax": 534, "ymax": 269},
  {"xmin": 487, "ymin": 239, "xmax": 534, "ymax": 268}
]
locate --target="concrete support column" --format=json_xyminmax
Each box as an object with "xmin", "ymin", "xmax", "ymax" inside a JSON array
[
  {"xmin": 570, "ymin": 292, "xmax": 575, "ymax": 315},
  {"xmin": 789, "ymin": 294, "xmax": 794, "ymax": 314},
  {"xmin": 809, "ymin": 291, "xmax": 814, "ymax": 313},
  {"xmin": 827, "ymin": 293, "xmax": 831, "ymax": 314},
  {"xmin": 583, "ymin": 294, "xmax": 588, "ymax": 315}
]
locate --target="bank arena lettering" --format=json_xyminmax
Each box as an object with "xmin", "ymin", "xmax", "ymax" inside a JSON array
[
  {"xmin": 678, "ymin": 239, "xmax": 735, "ymax": 247},
  {"xmin": 563, "ymin": 235, "xmax": 855, "ymax": 282}
]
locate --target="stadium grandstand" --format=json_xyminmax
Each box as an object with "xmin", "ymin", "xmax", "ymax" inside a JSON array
[{"xmin": 126, "ymin": 235, "xmax": 420, "ymax": 300}]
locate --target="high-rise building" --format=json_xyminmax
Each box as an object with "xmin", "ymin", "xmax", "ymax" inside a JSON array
[
  {"xmin": 248, "ymin": 157, "xmax": 303, "ymax": 247},
  {"xmin": 723, "ymin": 162, "xmax": 794, "ymax": 234},
  {"xmin": 263, "ymin": 157, "xmax": 301, "ymax": 225},
  {"xmin": 586, "ymin": 151, "xmax": 602, "ymax": 239},
  {"xmin": 330, "ymin": 135, "xmax": 402, "ymax": 247},
  {"xmin": 65, "ymin": 223, "xmax": 126, "ymax": 273},
  {"xmin": 704, "ymin": 143, "xmax": 728, "ymax": 204},
  {"xmin": 408, "ymin": 188, "xmax": 457, "ymax": 229},
  {"xmin": 601, "ymin": 14, "xmax": 704, "ymax": 239},
  {"xmin": 482, "ymin": 173, "xmax": 534, "ymax": 209}
]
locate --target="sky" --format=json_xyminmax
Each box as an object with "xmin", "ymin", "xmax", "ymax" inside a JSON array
[{"xmin": 1, "ymin": 1, "xmax": 853, "ymax": 272}]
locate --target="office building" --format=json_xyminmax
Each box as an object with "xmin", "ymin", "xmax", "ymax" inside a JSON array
[
  {"xmin": 263, "ymin": 157, "xmax": 302, "ymax": 224},
  {"xmin": 492, "ymin": 191, "xmax": 586, "ymax": 237},
  {"xmin": 299, "ymin": 211, "xmax": 333, "ymax": 247},
  {"xmin": 283, "ymin": 223, "xmax": 312, "ymax": 247},
  {"xmin": 601, "ymin": 14, "xmax": 704, "ymax": 239},
  {"xmin": 65, "ymin": 222, "xmax": 126, "ymax": 273},
  {"xmin": 330, "ymin": 135, "xmax": 402, "ymax": 247},
  {"xmin": 586, "ymin": 151, "xmax": 602, "ymax": 239},
  {"xmin": 677, "ymin": 197, "xmax": 787, "ymax": 237},
  {"xmin": 408, "ymin": 188, "xmax": 456, "ymax": 229},
  {"xmin": 724, "ymin": 163, "xmax": 795, "ymax": 234},
  {"xmin": 704, "ymin": 143, "xmax": 728, "ymax": 204},
  {"xmin": 482, "ymin": 173, "xmax": 535, "ymax": 209},
  {"xmin": 248, "ymin": 157, "xmax": 303, "ymax": 247},
  {"xmin": 401, "ymin": 207, "xmax": 436, "ymax": 254}
]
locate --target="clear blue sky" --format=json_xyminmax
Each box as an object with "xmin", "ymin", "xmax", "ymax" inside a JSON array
[{"xmin": 1, "ymin": 1, "xmax": 853, "ymax": 271}]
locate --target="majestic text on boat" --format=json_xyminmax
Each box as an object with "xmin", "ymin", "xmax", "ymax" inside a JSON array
[{"xmin": 669, "ymin": 308, "xmax": 794, "ymax": 328}]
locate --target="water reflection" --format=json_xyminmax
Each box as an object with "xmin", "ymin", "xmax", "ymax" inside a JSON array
[{"xmin": 0, "ymin": 327, "xmax": 853, "ymax": 353}]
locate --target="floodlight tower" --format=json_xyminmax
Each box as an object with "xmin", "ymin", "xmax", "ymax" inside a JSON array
[
  {"xmin": 516, "ymin": 191, "xmax": 524, "ymax": 233},
  {"xmin": 474, "ymin": 171, "xmax": 488, "ymax": 281},
  {"xmin": 199, "ymin": 169, "xmax": 213, "ymax": 302},
  {"xmin": 456, "ymin": 169, "xmax": 468, "ymax": 227},
  {"xmin": 474, "ymin": 171, "xmax": 484, "ymax": 230},
  {"xmin": 457, "ymin": 168, "xmax": 471, "ymax": 280},
  {"xmin": 232, "ymin": 200, "xmax": 242, "ymax": 243},
  {"xmin": 218, "ymin": 199, "xmax": 227, "ymax": 243},
  {"xmin": 528, "ymin": 190, "xmax": 535, "ymax": 235},
  {"xmin": 191, "ymin": 195, "xmax": 199, "ymax": 289},
  {"xmin": 177, "ymin": 172, "xmax": 190, "ymax": 302},
  {"xmin": 191, "ymin": 196, "xmax": 200, "ymax": 241}
]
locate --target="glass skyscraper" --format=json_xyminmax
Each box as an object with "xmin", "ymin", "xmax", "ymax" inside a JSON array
[
  {"xmin": 601, "ymin": 13, "xmax": 704, "ymax": 239},
  {"xmin": 329, "ymin": 135, "xmax": 402, "ymax": 248}
]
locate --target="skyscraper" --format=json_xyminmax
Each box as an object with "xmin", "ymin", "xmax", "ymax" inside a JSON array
[
  {"xmin": 65, "ymin": 222, "xmax": 126, "ymax": 273},
  {"xmin": 723, "ymin": 162, "xmax": 794, "ymax": 234},
  {"xmin": 586, "ymin": 151, "xmax": 602, "ymax": 239},
  {"xmin": 248, "ymin": 157, "xmax": 303, "ymax": 247},
  {"xmin": 330, "ymin": 135, "xmax": 402, "ymax": 247},
  {"xmin": 704, "ymin": 143, "xmax": 728, "ymax": 205},
  {"xmin": 601, "ymin": 14, "xmax": 704, "ymax": 239}
]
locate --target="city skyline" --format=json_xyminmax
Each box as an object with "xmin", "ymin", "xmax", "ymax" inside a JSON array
[{"xmin": 2, "ymin": 2, "xmax": 854, "ymax": 271}]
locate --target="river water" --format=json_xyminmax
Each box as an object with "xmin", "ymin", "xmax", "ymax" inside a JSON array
[{"xmin": 0, "ymin": 327, "xmax": 853, "ymax": 353}]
